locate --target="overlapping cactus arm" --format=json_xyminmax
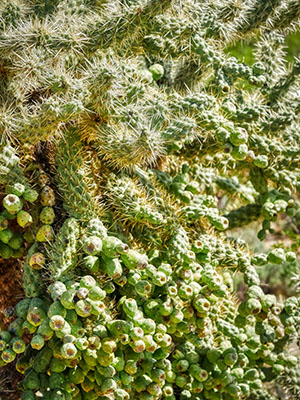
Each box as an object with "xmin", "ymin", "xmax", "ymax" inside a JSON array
[
  {"xmin": 55, "ymin": 128, "xmax": 104, "ymax": 221},
  {"xmin": 0, "ymin": 1, "xmax": 300, "ymax": 400}
]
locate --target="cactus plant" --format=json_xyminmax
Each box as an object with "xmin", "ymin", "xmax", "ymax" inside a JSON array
[{"xmin": 0, "ymin": 1, "xmax": 299, "ymax": 400}]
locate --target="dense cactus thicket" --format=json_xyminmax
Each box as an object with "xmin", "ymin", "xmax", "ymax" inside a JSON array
[{"xmin": 0, "ymin": 1, "xmax": 300, "ymax": 399}]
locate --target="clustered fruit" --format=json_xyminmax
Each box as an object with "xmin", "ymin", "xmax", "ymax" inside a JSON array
[{"xmin": 0, "ymin": 212, "xmax": 299, "ymax": 400}]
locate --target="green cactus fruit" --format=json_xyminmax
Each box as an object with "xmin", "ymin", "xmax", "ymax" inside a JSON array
[
  {"xmin": 60, "ymin": 290, "xmax": 76, "ymax": 309},
  {"xmin": 50, "ymin": 281, "xmax": 67, "ymax": 301},
  {"xmin": 76, "ymin": 287, "xmax": 89, "ymax": 300},
  {"xmin": 23, "ymin": 231, "xmax": 35, "ymax": 244},
  {"xmin": 32, "ymin": 346, "xmax": 52, "ymax": 373},
  {"xmin": 244, "ymin": 368, "xmax": 260, "ymax": 381},
  {"xmin": 65, "ymin": 309, "xmax": 78, "ymax": 325},
  {"xmin": 86, "ymin": 218, "xmax": 107, "ymax": 237},
  {"xmin": 247, "ymin": 285, "xmax": 264, "ymax": 299},
  {"xmin": 48, "ymin": 301, "xmax": 67, "ymax": 319},
  {"xmin": 245, "ymin": 298, "xmax": 262, "ymax": 315},
  {"xmin": 63, "ymin": 334, "xmax": 76, "ymax": 344},
  {"xmin": 176, "ymin": 359, "xmax": 190, "ymax": 372},
  {"xmin": 215, "ymin": 127, "xmax": 230, "ymax": 143},
  {"xmin": 40, "ymin": 186, "xmax": 55, "ymax": 206},
  {"xmin": 75, "ymin": 300, "xmax": 92, "ymax": 317},
  {"xmin": 15, "ymin": 299, "xmax": 31, "ymax": 319},
  {"xmin": 223, "ymin": 348, "xmax": 238, "ymax": 366},
  {"xmin": 8, "ymin": 233, "xmax": 24, "ymax": 249},
  {"xmin": 193, "ymin": 296, "xmax": 210, "ymax": 314},
  {"xmin": 49, "ymin": 315, "xmax": 66, "ymax": 331},
  {"xmin": 31, "ymin": 334, "xmax": 45, "ymax": 350},
  {"xmin": 212, "ymin": 216, "xmax": 230, "ymax": 231},
  {"xmin": 102, "ymin": 236, "xmax": 129, "ymax": 258},
  {"xmin": 82, "ymin": 235, "xmax": 102, "ymax": 255},
  {"xmin": 0, "ymin": 242, "xmax": 13, "ymax": 259},
  {"xmin": 23, "ymin": 188, "xmax": 39, "ymax": 203},
  {"xmin": 80, "ymin": 275, "xmax": 96, "ymax": 289},
  {"xmin": 130, "ymin": 339, "xmax": 146, "ymax": 353},
  {"xmin": 11, "ymin": 338, "xmax": 26, "ymax": 354},
  {"xmin": 3, "ymin": 194, "xmax": 23, "ymax": 214},
  {"xmin": 50, "ymin": 358, "xmax": 67, "ymax": 373},
  {"xmin": 89, "ymin": 299, "xmax": 106, "ymax": 316},
  {"xmin": 40, "ymin": 207, "xmax": 55, "ymax": 224},
  {"xmin": 121, "ymin": 249, "xmax": 148, "ymax": 269},
  {"xmin": 254, "ymin": 155, "xmax": 269, "ymax": 168},
  {"xmin": 123, "ymin": 298, "xmax": 138, "ymax": 318},
  {"xmin": 17, "ymin": 210, "xmax": 33, "ymax": 228},
  {"xmin": 75, "ymin": 337, "xmax": 89, "ymax": 351},
  {"xmin": 1, "ymin": 348, "xmax": 16, "ymax": 363},
  {"xmin": 8, "ymin": 317, "xmax": 23, "ymax": 336},
  {"xmin": 29, "ymin": 253, "xmax": 46, "ymax": 270},
  {"xmin": 136, "ymin": 280, "xmax": 154, "ymax": 297},
  {"xmin": 49, "ymin": 372, "xmax": 65, "ymax": 390},
  {"xmin": 36, "ymin": 224, "xmax": 54, "ymax": 242},
  {"xmin": 206, "ymin": 349, "xmax": 222, "ymax": 364},
  {"xmin": 82, "ymin": 255, "xmax": 100, "ymax": 274},
  {"xmin": 229, "ymin": 128, "xmax": 248, "ymax": 146},
  {"xmin": 286, "ymin": 251, "xmax": 297, "ymax": 263},
  {"xmin": 147, "ymin": 382, "xmax": 162, "ymax": 397},
  {"xmin": 61, "ymin": 343, "xmax": 77, "ymax": 359},
  {"xmin": 22, "ymin": 320, "xmax": 37, "ymax": 334},
  {"xmin": 68, "ymin": 367, "xmax": 85, "ymax": 384},
  {"xmin": 103, "ymin": 281, "xmax": 115, "ymax": 294},
  {"xmin": 16, "ymin": 356, "xmax": 31, "ymax": 374},
  {"xmin": 231, "ymin": 144, "xmax": 248, "ymax": 161},
  {"xmin": 12, "ymin": 247, "xmax": 25, "ymax": 258},
  {"xmin": 107, "ymin": 320, "xmax": 132, "ymax": 337},
  {"xmin": 152, "ymin": 271, "xmax": 167, "ymax": 286},
  {"xmin": 124, "ymin": 360, "xmax": 138, "ymax": 375},
  {"xmin": 101, "ymin": 338, "xmax": 118, "ymax": 354},
  {"xmin": 27, "ymin": 299, "xmax": 47, "ymax": 327},
  {"xmin": 0, "ymin": 228, "xmax": 14, "ymax": 243},
  {"xmin": 115, "ymin": 388, "xmax": 130, "ymax": 400},
  {"xmin": 1, "ymin": 210, "xmax": 16, "ymax": 220},
  {"xmin": 88, "ymin": 336, "xmax": 101, "ymax": 350},
  {"xmin": 244, "ymin": 266, "xmax": 260, "ymax": 286},
  {"xmin": 143, "ymin": 335, "xmax": 157, "ymax": 352},
  {"xmin": 37, "ymin": 318, "xmax": 54, "ymax": 341},
  {"xmin": 163, "ymin": 385, "xmax": 174, "ymax": 397},
  {"xmin": 149, "ymin": 64, "xmax": 164, "ymax": 80},
  {"xmin": 102, "ymin": 256, "xmax": 123, "ymax": 279},
  {"xmin": 88, "ymin": 285, "xmax": 106, "ymax": 301}
]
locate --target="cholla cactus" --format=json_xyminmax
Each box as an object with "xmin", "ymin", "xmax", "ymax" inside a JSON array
[{"xmin": 0, "ymin": 1, "xmax": 299, "ymax": 400}]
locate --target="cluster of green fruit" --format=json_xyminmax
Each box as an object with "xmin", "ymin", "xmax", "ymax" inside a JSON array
[
  {"xmin": 0, "ymin": 183, "xmax": 38, "ymax": 260},
  {"xmin": 0, "ymin": 211, "xmax": 298, "ymax": 400}
]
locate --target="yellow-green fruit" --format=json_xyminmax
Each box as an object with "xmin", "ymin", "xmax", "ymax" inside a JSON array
[
  {"xmin": 31, "ymin": 334, "xmax": 45, "ymax": 350},
  {"xmin": 36, "ymin": 225, "xmax": 54, "ymax": 242},
  {"xmin": 149, "ymin": 64, "xmax": 164, "ymax": 80},
  {"xmin": 29, "ymin": 253, "xmax": 46, "ymax": 270},
  {"xmin": 3, "ymin": 194, "xmax": 23, "ymax": 215},
  {"xmin": 40, "ymin": 186, "xmax": 55, "ymax": 206},
  {"xmin": 39, "ymin": 207, "xmax": 55, "ymax": 224}
]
